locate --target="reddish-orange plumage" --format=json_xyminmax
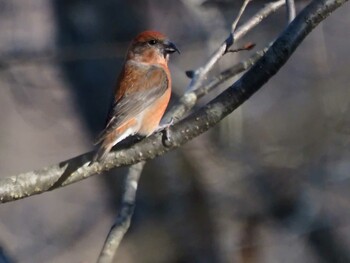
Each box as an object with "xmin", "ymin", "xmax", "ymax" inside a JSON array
[{"xmin": 93, "ymin": 30, "xmax": 179, "ymax": 162}]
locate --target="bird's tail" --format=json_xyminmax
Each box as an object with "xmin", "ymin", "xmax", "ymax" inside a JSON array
[
  {"xmin": 91, "ymin": 120, "xmax": 137, "ymax": 165},
  {"xmin": 91, "ymin": 143, "xmax": 113, "ymax": 164},
  {"xmin": 91, "ymin": 129, "xmax": 132, "ymax": 165}
]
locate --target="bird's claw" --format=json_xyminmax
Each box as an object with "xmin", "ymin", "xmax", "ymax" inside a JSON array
[{"xmin": 157, "ymin": 118, "xmax": 174, "ymax": 146}]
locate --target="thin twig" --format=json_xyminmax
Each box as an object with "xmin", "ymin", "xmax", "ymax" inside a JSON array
[
  {"xmin": 226, "ymin": 42, "xmax": 256, "ymax": 53},
  {"xmin": 234, "ymin": 0, "xmax": 285, "ymax": 40},
  {"xmin": 286, "ymin": 0, "xmax": 296, "ymax": 22},
  {"xmin": 185, "ymin": 0, "xmax": 285, "ymax": 94},
  {"xmin": 232, "ymin": 0, "xmax": 252, "ymax": 33},
  {"xmin": 0, "ymin": 0, "xmax": 345, "ymax": 204},
  {"xmin": 172, "ymin": 45, "xmax": 268, "ymax": 121},
  {"xmin": 195, "ymin": 46, "xmax": 269, "ymax": 98},
  {"xmin": 165, "ymin": 0, "xmax": 285, "ymax": 123},
  {"xmin": 97, "ymin": 161, "xmax": 145, "ymax": 263}
]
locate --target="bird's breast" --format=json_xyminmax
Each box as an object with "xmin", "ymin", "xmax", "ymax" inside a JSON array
[{"xmin": 138, "ymin": 88, "xmax": 171, "ymax": 136}]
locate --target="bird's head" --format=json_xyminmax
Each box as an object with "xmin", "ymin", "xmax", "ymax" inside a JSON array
[{"xmin": 127, "ymin": 30, "xmax": 180, "ymax": 65}]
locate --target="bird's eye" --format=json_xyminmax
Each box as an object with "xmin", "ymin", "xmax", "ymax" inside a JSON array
[{"xmin": 148, "ymin": 39, "xmax": 157, "ymax": 45}]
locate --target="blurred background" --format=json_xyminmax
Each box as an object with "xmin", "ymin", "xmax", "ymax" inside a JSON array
[{"xmin": 0, "ymin": 0, "xmax": 350, "ymax": 262}]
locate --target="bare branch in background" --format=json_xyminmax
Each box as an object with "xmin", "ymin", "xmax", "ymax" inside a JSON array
[
  {"xmin": 194, "ymin": 46, "xmax": 268, "ymax": 98},
  {"xmin": 226, "ymin": 42, "xmax": 256, "ymax": 53},
  {"xmin": 0, "ymin": 0, "xmax": 345, "ymax": 204},
  {"xmin": 165, "ymin": 0, "xmax": 285, "ymax": 122},
  {"xmin": 286, "ymin": 0, "xmax": 296, "ymax": 22},
  {"xmin": 231, "ymin": 0, "xmax": 251, "ymax": 33},
  {"xmin": 169, "ymin": 45, "xmax": 269, "ymax": 124},
  {"xmin": 185, "ymin": 0, "xmax": 285, "ymax": 94},
  {"xmin": 97, "ymin": 161, "xmax": 145, "ymax": 263}
]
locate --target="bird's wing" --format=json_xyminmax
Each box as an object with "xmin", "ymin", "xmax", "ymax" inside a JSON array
[{"xmin": 95, "ymin": 64, "xmax": 169, "ymax": 144}]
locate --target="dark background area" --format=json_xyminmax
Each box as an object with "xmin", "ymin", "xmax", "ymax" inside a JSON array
[{"xmin": 0, "ymin": 0, "xmax": 350, "ymax": 262}]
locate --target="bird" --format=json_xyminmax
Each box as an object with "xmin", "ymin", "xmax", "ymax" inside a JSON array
[{"xmin": 92, "ymin": 30, "xmax": 180, "ymax": 163}]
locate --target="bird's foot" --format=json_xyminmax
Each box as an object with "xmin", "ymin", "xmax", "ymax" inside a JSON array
[{"xmin": 157, "ymin": 118, "xmax": 174, "ymax": 131}]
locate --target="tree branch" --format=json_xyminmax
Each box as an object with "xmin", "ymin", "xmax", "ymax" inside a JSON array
[
  {"xmin": 164, "ymin": 0, "xmax": 285, "ymax": 123},
  {"xmin": 231, "ymin": 0, "xmax": 251, "ymax": 33},
  {"xmin": 97, "ymin": 161, "xmax": 145, "ymax": 263},
  {"xmin": 196, "ymin": 47, "xmax": 268, "ymax": 98},
  {"xmin": 185, "ymin": 0, "xmax": 285, "ymax": 93},
  {"xmin": 166, "ymin": 46, "xmax": 269, "ymax": 123},
  {"xmin": 0, "ymin": 0, "xmax": 346, "ymax": 204},
  {"xmin": 286, "ymin": 0, "xmax": 296, "ymax": 22}
]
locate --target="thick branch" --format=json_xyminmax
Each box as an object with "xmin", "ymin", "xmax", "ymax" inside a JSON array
[{"xmin": 0, "ymin": 0, "xmax": 346, "ymax": 203}]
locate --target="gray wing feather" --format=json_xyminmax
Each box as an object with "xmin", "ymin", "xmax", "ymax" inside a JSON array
[{"xmin": 95, "ymin": 65, "xmax": 168, "ymax": 144}]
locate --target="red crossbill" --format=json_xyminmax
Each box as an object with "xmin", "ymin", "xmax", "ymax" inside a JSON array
[{"xmin": 93, "ymin": 31, "xmax": 179, "ymax": 162}]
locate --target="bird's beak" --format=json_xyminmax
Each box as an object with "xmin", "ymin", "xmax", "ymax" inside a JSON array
[{"xmin": 164, "ymin": 40, "xmax": 180, "ymax": 54}]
